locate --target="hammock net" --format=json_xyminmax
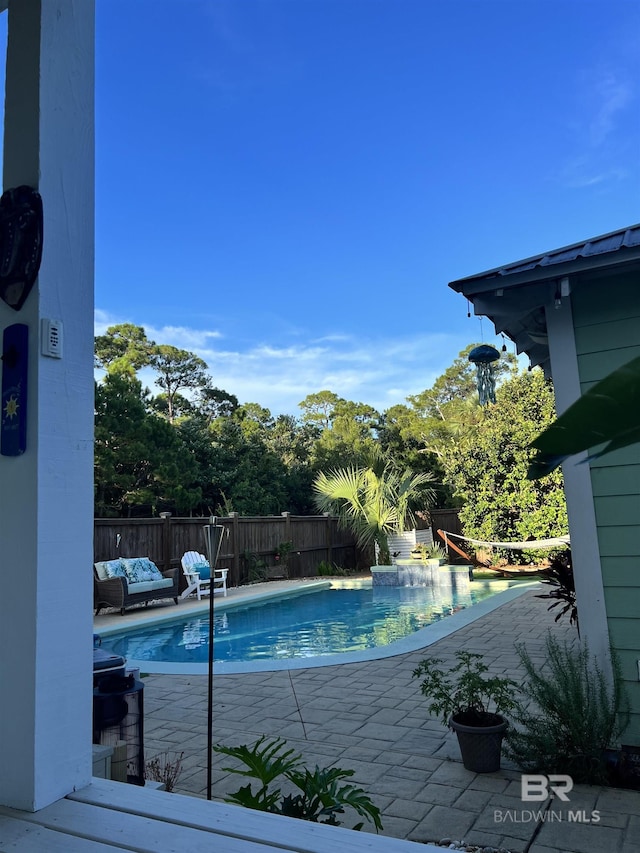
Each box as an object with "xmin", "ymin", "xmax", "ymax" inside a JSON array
[{"xmin": 438, "ymin": 530, "xmax": 570, "ymax": 551}]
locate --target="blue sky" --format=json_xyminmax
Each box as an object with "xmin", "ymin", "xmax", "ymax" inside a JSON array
[{"xmin": 95, "ymin": 0, "xmax": 639, "ymax": 416}]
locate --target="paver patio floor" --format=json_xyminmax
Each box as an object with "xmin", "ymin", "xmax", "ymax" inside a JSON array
[{"xmin": 129, "ymin": 588, "xmax": 640, "ymax": 853}]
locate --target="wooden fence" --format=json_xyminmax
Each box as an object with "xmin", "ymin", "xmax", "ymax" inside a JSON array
[
  {"xmin": 94, "ymin": 513, "xmax": 362, "ymax": 591},
  {"xmin": 429, "ymin": 508, "xmax": 465, "ymax": 562}
]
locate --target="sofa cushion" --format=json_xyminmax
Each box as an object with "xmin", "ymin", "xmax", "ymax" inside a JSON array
[
  {"xmin": 126, "ymin": 578, "xmax": 174, "ymax": 594},
  {"xmin": 95, "ymin": 559, "xmax": 126, "ymax": 580},
  {"xmin": 122, "ymin": 557, "xmax": 164, "ymax": 583}
]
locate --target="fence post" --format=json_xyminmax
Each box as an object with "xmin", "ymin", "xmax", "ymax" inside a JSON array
[
  {"xmin": 281, "ymin": 511, "xmax": 291, "ymax": 541},
  {"xmin": 229, "ymin": 512, "xmax": 240, "ymax": 586},
  {"xmin": 159, "ymin": 512, "xmax": 172, "ymax": 572},
  {"xmin": 324, "ymin": 512, "xmax": 333, "ymax": 567},
  {"xmin": 281, "ymin": 512, "xmax": 292, "ymax": 576}
]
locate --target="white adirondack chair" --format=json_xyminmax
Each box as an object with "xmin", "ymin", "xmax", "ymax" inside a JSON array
[{"xmin": 180, "ymin": 550, "xmax": 228, "ymax": 600}]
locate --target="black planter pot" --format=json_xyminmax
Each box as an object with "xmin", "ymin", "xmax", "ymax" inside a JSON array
[{"xmin": 449, "ymin": 713, "xmax": 508, "ymax": 773}]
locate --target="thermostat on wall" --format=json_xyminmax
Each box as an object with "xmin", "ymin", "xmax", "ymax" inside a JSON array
[{"xmin": 41, "ymin": 318, "xmax": 63, "ymax": 358}]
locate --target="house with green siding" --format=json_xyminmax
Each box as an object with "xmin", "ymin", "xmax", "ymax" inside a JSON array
[{"xmin": 449, "ymin": 224, "xmax": 640, "ymax": 746}]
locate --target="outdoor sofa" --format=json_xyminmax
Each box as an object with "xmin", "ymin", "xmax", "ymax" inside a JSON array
[{"xmin": 93, "ymin": 557, "xmax": 179, "ymax": 615}]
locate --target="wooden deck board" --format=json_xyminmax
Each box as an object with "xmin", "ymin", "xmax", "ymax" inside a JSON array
[
  {"xmin": 0, "ymin": 811, "xmax": 118, "ymax": 851},
  {"xmin": 0, "ymin": 797, "xmax": 276, "ymax": 853},
  {"xmin": 67, "ymin": 779, "xmax": 433, "ymax": 852},
  {"xmin": 0, "ymin": 779, "xmax": 435, "ymax": 852}
]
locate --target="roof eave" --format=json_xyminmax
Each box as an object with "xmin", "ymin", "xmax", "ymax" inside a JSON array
[{"xmin": 449, "ymin": 237, "xmax": 640, "ymax": 297}]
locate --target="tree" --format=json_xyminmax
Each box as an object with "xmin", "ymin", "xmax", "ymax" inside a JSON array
[
  {"xmin": 149, "ymin": 391, "xmax": 196, "ymax": 420},
  {"xmin": 235, "ymin": 403, "xmax": 275, "ymax": 439},
  {"xmin": 149, "ymin": 344, "xmax": 209, "ymax": 423},
  {"xmin": 264, "ymin": 415, "xmax": 318, "ymax": 514},
  {"xmin": 441, "ymin": 369, "xmax": 567, "ymax": 562},
  {"xmin": 197, "ymin": 383, "xmax": 239, "ymax": 423},
  {"xmin": 310, "ymin": 399, "xmax": 380, "ymax": 471},
  {"xmin": 299, "ymin": 390, "xmax": 343, "ymax": 430},
  {"xmin": 403, "ymin": 344, "xmax": 517, "ymax": 460},
  {"xmin": 207, "ymin": 418, "xmax": 289, "ymax": 515},
  {"xmin": 94, "ymin": 374, "xmax": 202, "ymax": 516},
  {"xmin": 313, "ymin": 450, "xmax": 437, "ymax": 564},
  {"xmin": 94, "ymin": 323, "xmax": 154, "ymax": 376}
]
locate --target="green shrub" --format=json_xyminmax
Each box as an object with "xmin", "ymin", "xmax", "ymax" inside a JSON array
[
  {"xmin": 242, "ymin": 550, "xmax": 268, "ymax": 583},
  {"xmin": 536, "ymin": 550, "xmax": 578, "ymax": 631},
  {"xmin": 412, "ymin": 651, "xmax": 519, "ymax": 727},
  {"xmin": 506, "ymin": 634, "xmax": 628, "ymax": 784},
  {"xmin": 316, "ymin": 560, "xmax": 348, "ymax": 576},
  {"xmin": 213, "ymin": 736, "xmax": 382, "ymax": 831}
]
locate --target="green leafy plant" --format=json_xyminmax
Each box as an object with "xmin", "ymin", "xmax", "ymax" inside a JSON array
[
  {"xmin": 213, "ymin": 736, "xmax": 382, "ymax": 832},
  {"xmin": 427, "ymin": 543, "xmax": 448, "ymax": 561},
  {"xmin": 506, "ymin": 634, "xmax": 628, "ymax": 784},
  {"xmin": 144, "ymin": 750, "xmax": 185, "ymax": 793},
  {"xmin": 316, "ymin": 560, "xmax": 348, "ymax": 576},
  {"xmin": 410, "ymin": 543, "xmax": 447, "ymax": 561},
  {"xmin": 528, "ymin": 354, "xmax": 640, "ymax": 478},
  {"xmin": 412, "ymin": 651, "xmax": 519, "ymax": 727},
  {"xmin": 409, "ymin": 543, "xmax": 428, "ymax": 559},
  {"xmin": 313, "ymin": 450, "xmax": 436, "ymax": 565},
  {"xmin": 242, "ymin": 550, "xmax": 268, "ymax": 583},
  {"xmin": 536, "ymin": 550, "xmax": 578, "ymax": 632},
  {"xmin": 274, "ymin": 541, "xmax": 294, "ymax": 576}
]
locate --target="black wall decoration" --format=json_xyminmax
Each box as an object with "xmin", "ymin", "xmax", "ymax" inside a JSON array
[{"xmin": 0, "ymin": 186, "xmax": 43, "ymax": 311}]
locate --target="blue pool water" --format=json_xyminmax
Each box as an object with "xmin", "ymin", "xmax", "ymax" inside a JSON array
[{"xmin": 103, "ymin": 579, "xmax": 513, "ymax": 665}]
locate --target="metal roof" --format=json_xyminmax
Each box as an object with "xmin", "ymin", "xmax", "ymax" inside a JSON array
[
  {"xmin": 447, "ymin": 224, "xmax": 640, "ymax": 376},
  {"xmin": 449, "ymin": 224, "xmax": 640, "ymax": 291}
]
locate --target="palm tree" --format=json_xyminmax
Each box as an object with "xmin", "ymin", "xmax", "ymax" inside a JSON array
[{"xmin": 313, "ymin": 453, "xmax": 437, "ymax": 565}]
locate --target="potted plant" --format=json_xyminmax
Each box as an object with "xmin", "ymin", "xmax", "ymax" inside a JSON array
[
  {"xmin": 313, "ymin": 451, "xmax": 436, "ymax": 567},
  {"xmin": 410, "ymin": 543, "xmax": 448, "ymax": 565},
  {"xmin": 412, "ymin": 651, "xmax": 519, "ymax": 772}
]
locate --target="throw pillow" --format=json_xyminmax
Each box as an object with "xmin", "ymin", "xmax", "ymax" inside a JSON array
[
  {"xmin": 191, "ymin": 561, "xmax": 211, "ymax": 580},
  {"xmin": 121, "ymin": 557, "xmax": 162, "ymax": 583},
  {"xmin": 96, "ymin": 559, "xmax": 126, "ymax": 580},
  {"xmin": 137, "ymin": 557, "xmax": 164, "ymax": 581}
]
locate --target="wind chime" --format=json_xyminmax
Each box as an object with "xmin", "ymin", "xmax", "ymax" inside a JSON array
[{"xmin": 468, "ymin": 344, "xmax": 501, "ymax": 405}]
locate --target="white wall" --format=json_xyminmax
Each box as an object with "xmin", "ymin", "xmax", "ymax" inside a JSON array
[{"xmin": 0, "ymin": 0, "xmax": 95, "ymax": 811}]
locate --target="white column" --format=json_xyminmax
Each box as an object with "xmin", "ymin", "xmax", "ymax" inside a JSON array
[
  {"xmin": 545, "ymin": 297, "xmax": 611, "ymax": 665},
  {"xmin": 0, "ymin": 0, "xmax": 95, "ymax": 810}
]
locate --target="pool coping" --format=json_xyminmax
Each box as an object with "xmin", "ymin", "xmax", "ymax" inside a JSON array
[{"xmin": 98, "ymin": 578, "xmax": 541, "ymax": 676}]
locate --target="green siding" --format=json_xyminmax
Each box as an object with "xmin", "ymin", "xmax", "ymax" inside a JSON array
[
  {"xmin": 572, "ymin": 274, "xmax": 640, "ymax": 745},
  {"xmin": 593, "ymin": 495, "xmax": 640, "ymax": 526},
  {"xmin": 572, "ymin": 271, "xmax": 640, "ymax": 327},
  {"xmin": 576, "ymin": 339, "xmax": 640, "ymax": 381},
  {"xmin": 600, "ymin": 556, "xmax": 640, "ymax": 586},
  {"xmin": 588, "ymin": 443, "xmax": 640, "ymax": 469},
  {"xmin": 597, "ymin": 525, "xmax": 640, "ymax": 557},
  {"xmin": 604, "ymin": 588, "xmax": 640, "ymax": 619},
  {"xmin": 615, "ymin": 648, "xmax": 640, "ymax": 679},
  {"xmin": 591, "ymin": 465, "xmax": 640, "ymax": 496}
]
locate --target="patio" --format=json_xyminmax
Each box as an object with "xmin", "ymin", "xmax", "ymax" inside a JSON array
[
  {"xmin": 135, "ymin": 586, "xmax": 639, "ymax": 853},
  {"xmin": 1, "ymin": 583, "xmax": 637, "ymax": 851}
]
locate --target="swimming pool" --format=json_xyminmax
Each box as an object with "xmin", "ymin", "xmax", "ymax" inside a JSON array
[{"xmin": 100, "ymin": 577, "xmax": 532, "ymax": 674}]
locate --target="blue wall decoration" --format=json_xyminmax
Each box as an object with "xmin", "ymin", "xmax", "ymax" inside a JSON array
[{"xmin": 1, "ymin": 323, "xmax": 28, "ymax": 456}]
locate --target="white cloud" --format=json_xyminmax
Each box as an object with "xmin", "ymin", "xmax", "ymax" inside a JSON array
[
  {"xmin": 560, "ymin": 65, "xmax": 635, "ymax": 189},
  {"xmin": 94, "ymin": 308, "xmax": 478, "ymax": 415},
  {"xmin": 588, "ymin": 68, "xmax": 633, "ymax": 147},
  {"xmin": 144, "ymin": 324, "xmax": 222, "ymax": 350}
]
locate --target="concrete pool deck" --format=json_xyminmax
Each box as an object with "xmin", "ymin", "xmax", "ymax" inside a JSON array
[{"xmin": 94, "ymin": 582, "xmax": 640, "ymax": 852}]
